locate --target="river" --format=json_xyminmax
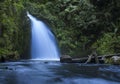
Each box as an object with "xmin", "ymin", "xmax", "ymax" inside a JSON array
[{"xmin": 0, "ymin": 60, "xmax": 120, "ymax": 84}]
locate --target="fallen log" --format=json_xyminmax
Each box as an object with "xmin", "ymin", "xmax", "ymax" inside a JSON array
[
  {"xmin": 98, "ymin": 53, "xmax": 120, "ymax": 59},
  {"xmin": 60, "ymin": 53, "xmax": 120, "ymax": 63}
]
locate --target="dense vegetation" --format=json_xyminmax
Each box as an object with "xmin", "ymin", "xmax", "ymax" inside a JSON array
[{"xmin": 0, "ymin": 0, "xmax": 120, "ymax": 60}]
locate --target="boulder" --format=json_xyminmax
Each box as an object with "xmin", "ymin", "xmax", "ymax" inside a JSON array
[
  {"xmin": 60, "ymin": 55, "xmax": 72, "ymax": 63},
  {"xmin": 105, "ymin": 56, "xmax": 120, "ymax": 64},
  {"xmin": 111, "ymin": 56, "xmax": 120, "ymax": 65}
]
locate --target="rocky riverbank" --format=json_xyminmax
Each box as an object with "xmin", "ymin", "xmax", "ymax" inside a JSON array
[{"xmin": 60, "ymin": 54, "xmax": 120, "ymax": 65}]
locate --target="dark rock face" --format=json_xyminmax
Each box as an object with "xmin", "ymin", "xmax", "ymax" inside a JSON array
[{"xmin": 60, "ymin": 55, "xmax": 72, "ymax": 63}]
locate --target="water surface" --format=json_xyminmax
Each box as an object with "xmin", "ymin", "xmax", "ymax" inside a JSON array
[{"xmin": 0, "ymin": 60, "xmax": 120, "ymax": 84}]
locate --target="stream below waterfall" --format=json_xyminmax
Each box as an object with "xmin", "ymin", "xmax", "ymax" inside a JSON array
[{"xmin": 0, "ymin": 60, "xmax": 120, "ymax": 84}]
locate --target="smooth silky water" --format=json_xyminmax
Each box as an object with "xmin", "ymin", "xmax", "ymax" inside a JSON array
[
  {"xmin": 27, "ymin": 12, "xmax": 60, "ymax": 60},
  {"xmin": 0, "ymin": 61, "xmax": 120, "ymax": 84}
]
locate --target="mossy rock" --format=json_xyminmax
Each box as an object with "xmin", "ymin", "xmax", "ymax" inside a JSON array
[
  {"xmin": 6, "ymin": 51, "xmax": 20, "ymax": 61},
  {"xmin": 105, "ymin": 56, "xmax": 120, "ymax": 65}
]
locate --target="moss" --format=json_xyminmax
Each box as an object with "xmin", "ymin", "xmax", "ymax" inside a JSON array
[
  {"xmin": 0, "ymin": 48, "xmax": 9, "ymax": 57},
  {"xmin": 105, "ymin": 58, "xmax": 114, "ymax": 64},
  {"xmin": 105, "ymin": 57, "xmax": 120, "ymax": 65}
]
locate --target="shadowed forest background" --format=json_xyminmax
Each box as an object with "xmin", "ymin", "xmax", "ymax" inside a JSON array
[{"xmin": 0, "ymin": 0, "xmax": 120, "ymax": 60}]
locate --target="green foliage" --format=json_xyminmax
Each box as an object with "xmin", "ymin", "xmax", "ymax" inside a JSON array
[
  {"xmin": 105, "ymin": 58, "xmax": 114, "ymax": 64},
  {"xmin": 0, "ymin": 0, "xmax": 30, "ymax": 59},
  {"xmin": 0, "ymin": 48, "xmax": 9, "ymax": 56},
  {"xmin": 92, "ymin": 33, "xmax": 114, "ymax": 55},
  {"xmin": 0, "ymin": 0, "xmax": 120, "ymax": 60}
]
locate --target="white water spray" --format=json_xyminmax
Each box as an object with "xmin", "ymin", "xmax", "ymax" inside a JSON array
[{"xmin": 27, "ymin": 12, "xmax": 60, "ymax": 61}]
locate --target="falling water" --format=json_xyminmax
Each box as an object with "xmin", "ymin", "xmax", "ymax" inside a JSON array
[{"xmin": 27, "ymin": 12, "xmax": 60, "ymax": 60}]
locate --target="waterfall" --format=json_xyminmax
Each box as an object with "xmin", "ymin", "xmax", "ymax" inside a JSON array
[{"xmin": 27, "ymin": 12, "xmax": 60, "ymax": 61}]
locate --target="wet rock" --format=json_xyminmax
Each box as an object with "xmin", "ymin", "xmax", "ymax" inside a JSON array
[
  {"xmin": 0, "ymin": 66, "xmax": 16, "ymax": 70},
  {"xmin": 111, "ymin": 56, "xmax": 120, "ymax": 65},
  {"xmin": 53, "ymin": 77, "xmax": 62, "ymax": 82},
  {"xmin": 7, "ymin": 67, "xmax": 16, "ymax": 70},
  {"xmin": 44, "ymin": 62, "xmax": 48, "ymax": 64},
  {"xmin": 60, "ymin": 55, "xmax": 72, "ymax": 63},
  {"xmin": 5, "ymin": 66, "xmax": 8, "ymax": 69},
  {"xmin": 0, "ymin": 56, "xmax": 5, "ymax": 62},
  {"xmin": 105, "ymin": 56, "xmax": 120, "ymax": 65}
]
